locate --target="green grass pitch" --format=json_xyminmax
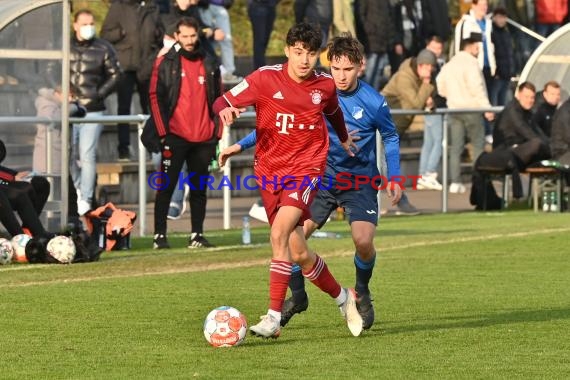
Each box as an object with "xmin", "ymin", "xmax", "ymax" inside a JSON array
[{"xmin": 1, "ymin": 211, "xmax": 569, "ymax": 379}]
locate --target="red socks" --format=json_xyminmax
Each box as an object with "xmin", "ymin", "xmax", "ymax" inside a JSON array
[
  {"xmin": 269, "ymin": 260, "xmax": 292, "ymax": 312},
  {"xmin": 302, "ymin": 255, "xmax": 342, "ymax": 298}
]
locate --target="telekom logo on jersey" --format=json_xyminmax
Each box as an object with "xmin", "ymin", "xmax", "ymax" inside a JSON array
[{"xmin": 275, "ymin": 113, "xmax": 315, "ymax": 134}]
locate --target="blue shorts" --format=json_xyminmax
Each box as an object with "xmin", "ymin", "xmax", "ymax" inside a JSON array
[{"xmin": 310, "ymin": 181, "xmax": 379, "ymax": 227}]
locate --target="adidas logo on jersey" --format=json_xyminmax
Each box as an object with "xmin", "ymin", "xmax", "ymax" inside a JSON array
[
  {"xmin": 272, "ymin": 91, "xmax": 284, "ymax": 99},
  {"xmin": 288, "ymin": 192, "xmax": 299, "ymax": 201}
]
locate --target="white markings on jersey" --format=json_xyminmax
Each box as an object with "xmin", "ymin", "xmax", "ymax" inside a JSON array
[
  {"xmin": 352, "ymin": 106, "xmax": 364, "ymax": 120},
  {"xmin": 230, "ymin": 79, "xmax": 249, "ymax": 97}
]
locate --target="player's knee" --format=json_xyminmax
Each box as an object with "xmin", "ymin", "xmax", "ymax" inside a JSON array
[{"xmin": 354, "ymin": 238, "xmax": 375, "ymax": 259}]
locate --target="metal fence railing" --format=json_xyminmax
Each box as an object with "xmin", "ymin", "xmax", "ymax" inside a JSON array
[{"xmin": 1, "ymin": 107, "xmax": 504, "ymax": 236}]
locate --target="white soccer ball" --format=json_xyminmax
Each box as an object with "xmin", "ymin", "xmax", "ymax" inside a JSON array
[
  {"xmin": 11, "ymin": 234, "xmax": 32, "ymax": 263},
  {"xmin": 0, "ymin": 238, "xmax": 14, "ymax": 265},
  {"xmin": 203, "ymin": 306, "xmax": 247, "ymax": 347},
  {"xmin": 46, "ymin": 235, "xmax": 76, "ymax": 264}
]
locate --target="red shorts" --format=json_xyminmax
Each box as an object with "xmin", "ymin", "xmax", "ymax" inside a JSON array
[{"xmin": 259, "ymin": 177, "xmax": 319, "ymax": 226}]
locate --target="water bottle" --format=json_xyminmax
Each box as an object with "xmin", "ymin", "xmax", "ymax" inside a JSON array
[
  {"xmin": 550, "ymin": 192, "xmax": 558, "ymax": 212},
  {"xmin": 242, "ymin": 216, "xmax": 251, "ymax": 245},
  {"xmin": 542, "ymin": 192, "xmax": 550, "ymax": 212}
]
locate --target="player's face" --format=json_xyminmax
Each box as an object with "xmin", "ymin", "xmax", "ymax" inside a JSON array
[
  {"xmin": 330, "ymin": 55, "xmax": 360, "ymax": 92},
  {"xmin": 176, "ymin": 25, "xmax": 199, "ymax": 52},
  {"xmin": 285, "ymin": 43, "xmax": 319, "ymax": 82}
]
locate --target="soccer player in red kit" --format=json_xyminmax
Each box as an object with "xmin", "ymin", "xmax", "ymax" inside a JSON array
[{"xmin": 213, "ymin": 23, "xmax": 362, "ymax": 339}]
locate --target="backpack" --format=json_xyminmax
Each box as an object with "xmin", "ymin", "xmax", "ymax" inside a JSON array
[{"xmin": 88, "ymin": 203, "xmax": 137, "ymax": 251}]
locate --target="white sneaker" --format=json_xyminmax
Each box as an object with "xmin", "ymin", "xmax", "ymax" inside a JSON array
[
  {"xmin": 77, "ymin": 200, "xmax": 91, "ymax": 216},
  {"xmin": 449, "ymin": 182, "xmax": 466, "ymax": 194},
  {"xmin": 250, "ymin": 314, "xmax": 281, "ymax": 338},
  {"xmin": 417, "ymin": 173, "xmax": 443, "ymax": 191},
  {"xmin": 339, "ymin": 288, "xmax": 363, "ymax": 337}
]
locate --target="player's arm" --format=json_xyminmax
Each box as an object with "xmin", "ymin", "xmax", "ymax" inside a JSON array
[
  {"xmin": 376, "ymin": 98, "xmax": 402, "ymax": 204},
  {"xmin": 214, "ymin": 75, "xmax": 259, "ymax": 126},
  {"xmin": 218, "ymin": 131, "xmax": 257, "ymax": 168}
]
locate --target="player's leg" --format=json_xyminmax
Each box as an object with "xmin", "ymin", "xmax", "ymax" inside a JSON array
[
  {"xmin": 249, "ymin": 191, "xmax": 300, "ymax": 338},
  {"xmin": 340, "ymin": 183, "xmax": 378, "ymax": 330},
  {"xmin": 289, "ymin": 226, "xmax": 363, "ymax": 336},
  {"xmin": 281, "ymin": 186, "xmax": 337, "ymax": 326}
]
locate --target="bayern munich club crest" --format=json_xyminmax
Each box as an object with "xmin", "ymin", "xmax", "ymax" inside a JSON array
[{"xmin": 310, "ymin": 89, "xmax": 323, "ymax": 105}]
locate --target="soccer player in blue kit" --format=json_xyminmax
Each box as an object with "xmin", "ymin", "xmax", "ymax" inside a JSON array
[{"xmin": 219, "ymin": 34, "xmax": 402, "ymax": 331}]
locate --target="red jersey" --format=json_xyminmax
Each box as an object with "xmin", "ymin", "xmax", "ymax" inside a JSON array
[{"xmin": 223, "ymin": 63, "xmax": 340, "ymax": 190}]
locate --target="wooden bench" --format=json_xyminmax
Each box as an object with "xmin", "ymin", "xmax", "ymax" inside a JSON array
[{"xmin": 524, "ymin": 166, "xmax": 566, "ymax": 213}]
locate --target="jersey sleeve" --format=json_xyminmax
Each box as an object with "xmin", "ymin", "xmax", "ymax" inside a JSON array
[
  {"xmin": 375, "ymin": 96, "xmax": 401, "ymax": 179},
  {"xmin": 222, "ymin": 70, "xmax": 261, "ymax": 108}
]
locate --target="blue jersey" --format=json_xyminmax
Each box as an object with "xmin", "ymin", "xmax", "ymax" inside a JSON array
[
  {"xmin": 325, "ymin": 79, "xmax": 400, "ymax": 180},
  {"xmin": 237, "ymin": 79, "xmax": 400, "ymax": 181}
]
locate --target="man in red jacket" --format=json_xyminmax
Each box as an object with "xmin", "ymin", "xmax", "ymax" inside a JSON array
[{"xmin": 149, "ymin": 17, "xmax": 222, "ymax": 249}]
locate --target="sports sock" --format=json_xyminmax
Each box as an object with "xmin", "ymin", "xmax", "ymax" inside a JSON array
[
  {"xmin": 290, "ymin": 264, "xmax": 307, "ymax": 303},
  {"xmin": 302, "ymin": 255, "xmax": 342, "ymax": 300},
  {"xmin": 354, "ymin": 252, "xmax": 376, "ymax": 296},
  {"xmin": 267, "ymin": 309, "xmax": 281, "ymax": 321},
  {"xmin": 269, "ymin": 259, "xmax": 292, "ymax": 312}
]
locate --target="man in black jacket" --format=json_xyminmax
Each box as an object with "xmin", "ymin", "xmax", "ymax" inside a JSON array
[
  {"xmin": 550, "ymin": 98, "xmax": 570, "ymax": 166},
  {"xmin": 70, "ymin": 9, "xmax": 121, "ymax": 216},
  {"xmin": 493, "ymin": 82, "xmax": 550, "ymax": 169},
  {"xmin": 101, "ymin": 0, "xmax": 164, "ymax": 161},
  {"xmin": 149, "ymin": 17, "xmax": 221, "ymax": 250},
  {"xmin": 533, "ymin": 81, "xmax": 561, "ymax": 138}
]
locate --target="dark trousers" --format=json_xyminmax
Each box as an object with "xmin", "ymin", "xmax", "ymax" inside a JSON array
[
  {"xmin": 1, "ymin": 177, "xmax": 50, "ymax": 237},
  {"xmin": 248, "ymin": 4, "xmax": 277, "ymax": 70},
  {"xmin": 154, "ymin": 134, "xmax": 216, "ymax": 235},
  {"xmin": 117, "ymin": 70, "xmax": 150, "ymax": 152},
  {"xmin": 512, "ymin": 138, "xmax": 550, "ymax": 168}
]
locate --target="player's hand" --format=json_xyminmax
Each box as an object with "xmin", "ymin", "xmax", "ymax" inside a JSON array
[
  {"xmin": 341, "ymin": 135, "xmax": 359, "ymax": 157},
  {"xmin": 484, "ymin": 112, "xmax": 495, "ymax": 121},
  {"xmin": 219, "ymin": 107, "xmax": 246, "ymax": 127},
  {"xmin": 15, "ymin": 171, "xmax": 31, "ymax": 181},
  {"xmin": 218, "ymin": 144, "xmax": 242, "ymax": 168},
  {"xmin": 348, "ymin": 128, "xmax": 362, "ymax": 141},
  {"xmin": 386, "ymin": 181, "xmax": 403, "ymax": 205}
]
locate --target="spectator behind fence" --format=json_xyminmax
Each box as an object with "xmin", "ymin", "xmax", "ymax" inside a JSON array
[
  {"xmin": 199, "ymin": 0, "xmax": 243, "ymax": 82},
  {"xmin": 437, "ymin": 29, "xmax": 494, "ymax": 195},
  {"xmin": 533, "ymin": 81, "xmax": 561, "ymax": 138},
  {"xmin": 70, "ymin": 9, "xmax": 121, "ymax": 216},
  {"xmin": 101, "ymin": 0, "xmax": 164, "ymax": 161},
  {"xmin": 381, "ymin": 49, "xmax": 436, "ymax": 215},
  {"xmin": 504, "ymin": 0, "xmax": 536, "ymax": 73},
  {"xmin": 355, "ymin": 0, "xmax": 397, "ymax": 91},
  {"xmin": 332, "ymin": 0, "xmax": 355, "ymax": 37},
  {"xmin": 490, "ymin": 6, "xmax": 515, "ymax": 107},
  {"xmin": 550, "ymin": 98, "xmax": 570, "ymax": 166},
  {"xmin": 419, "ymin": 0, "xmax": 451, "ymax": 43},
  {"xmin": 417, "ymin": 36, "xmax": 446, "ymax": 191},
  {"xmin": 492, "ymin": 82, "xmax": 550, "ymax": 169},
  {"xmin": 294, "ymin": 0, "xmax": 333, "ymax": 49},
  {"xmin": 535, "ymin": 0, "xmax": 568, "ymax": 37},
  {"xmin": 161, "ymin": 0, "xmax": 224, "ymax": 57},
  {"xmin": 149, "ymin": 17, "xmax": 221, "ymax": 250},
  {"xmin": 247, "ymin": 0, "xmax": 281, "ymax": 70}
]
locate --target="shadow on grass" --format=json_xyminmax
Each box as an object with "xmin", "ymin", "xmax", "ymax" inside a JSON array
[{"xmin": 381, "ymin": 307, "xmax": 570, "ymax": 335}]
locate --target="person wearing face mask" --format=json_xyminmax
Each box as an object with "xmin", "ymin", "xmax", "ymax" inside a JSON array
[
  {"xmin": 148, "ymin": 17, "xmax": 221, "ymax": 250},
  {"xmin": 70, "ymin": 9, "xmax": 122, "ymax": 216},
  {"xmin": 101, "ymin": 0, "xmax": 164, "ymax": 161}
]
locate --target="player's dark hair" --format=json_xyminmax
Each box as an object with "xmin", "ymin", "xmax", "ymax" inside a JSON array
[
  {"xmin": 176, "ymin": 17, "xmax": 200, "ymax": 34},
  {"xmin": 286, "ymin": 22, "xmax": 322, "ymax": 52},
  {"xmin": 327, "ymin": 33, "xmax": 363, "ymax": 65}
]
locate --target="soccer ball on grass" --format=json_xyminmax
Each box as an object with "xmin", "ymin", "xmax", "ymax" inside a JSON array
[
  {"xmin": 11, "ymin": 234, "xmax": 32, "ymax": 263},
  {"xmin": 203, "ymin": 306, "xmax": 247, "ymax": 347},
  {"xmin": 0, "ymin": 238, "xmax": 14, "ymax": 265}
]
